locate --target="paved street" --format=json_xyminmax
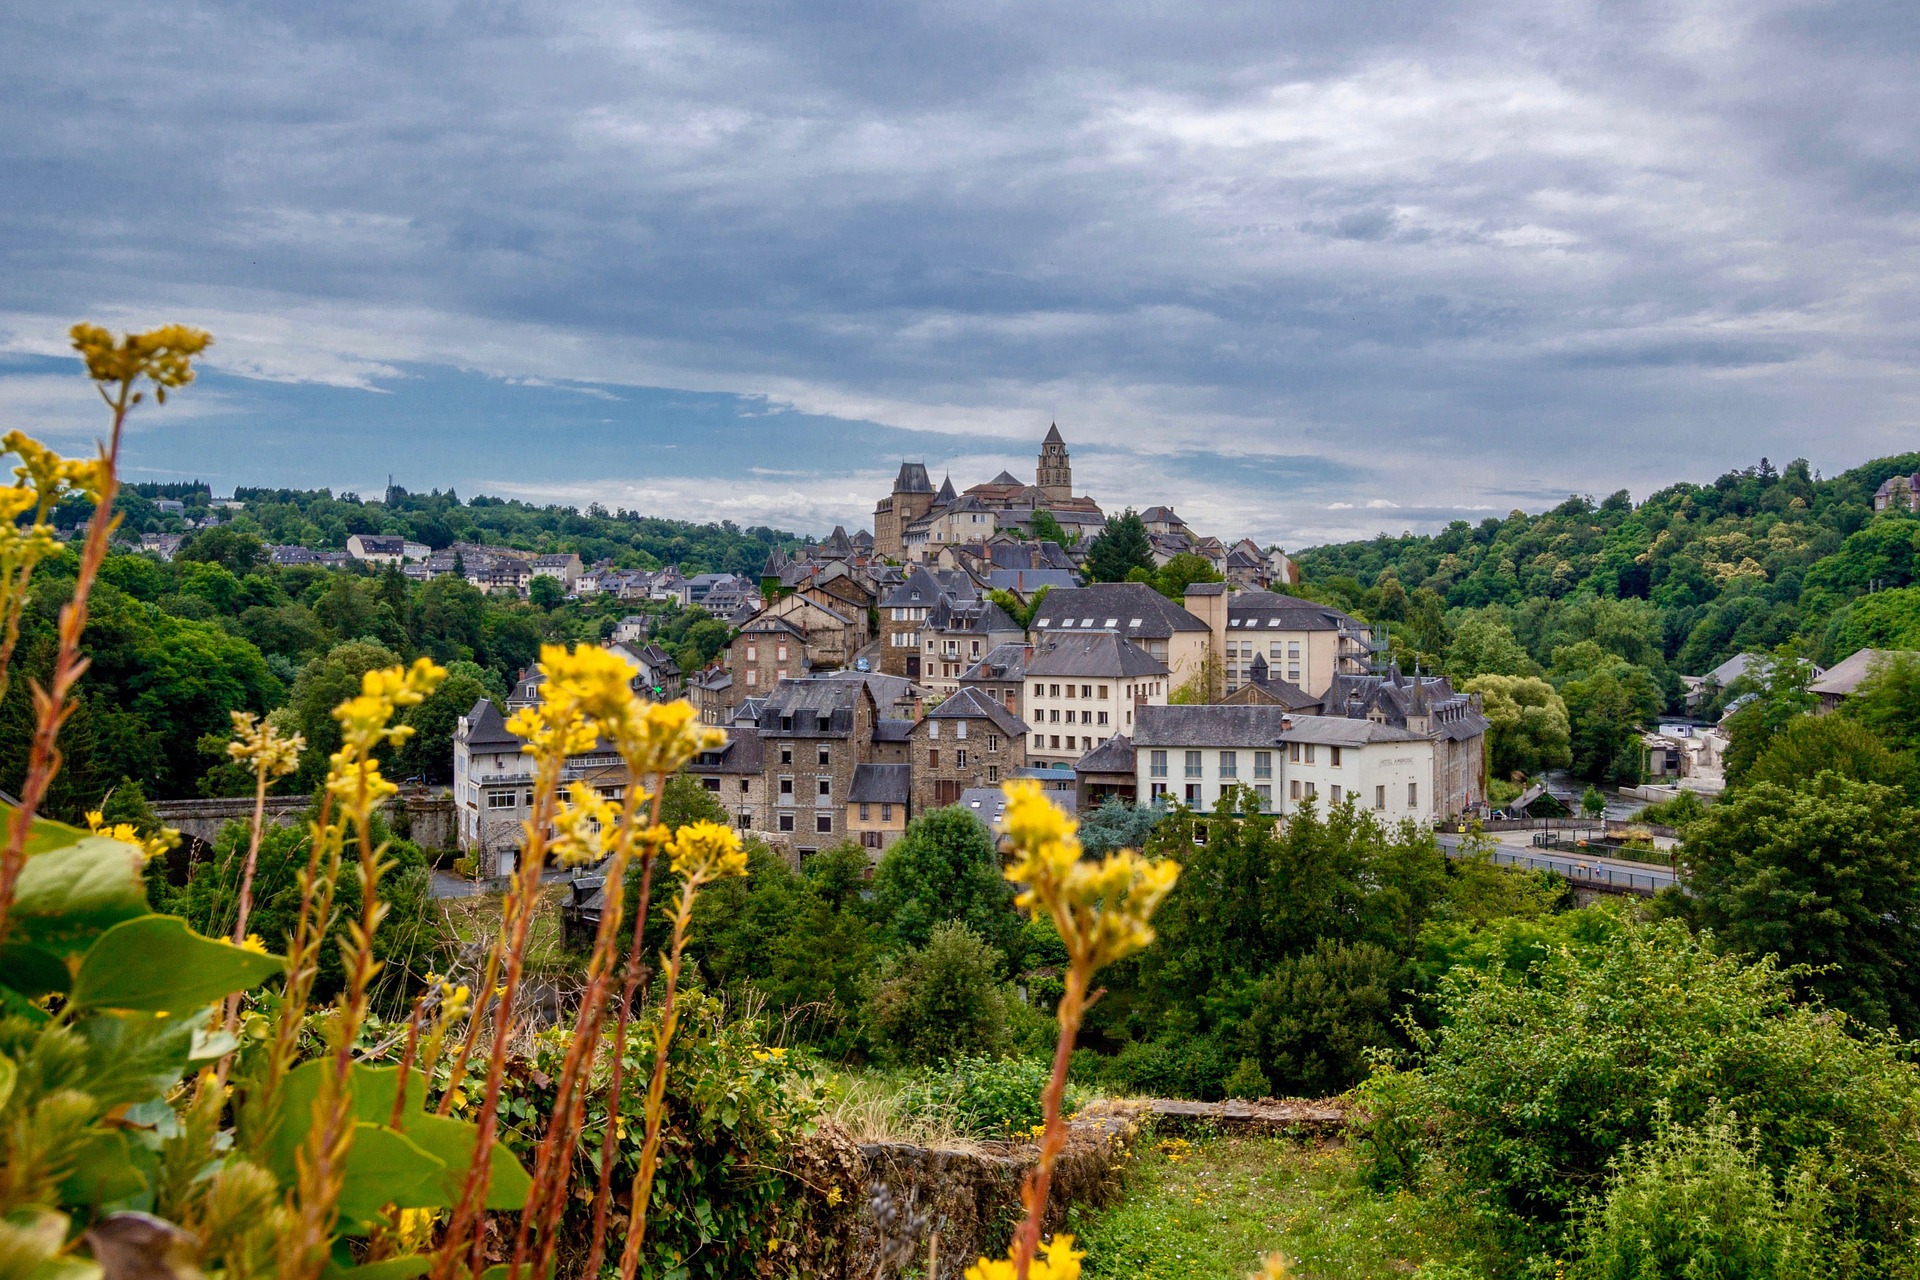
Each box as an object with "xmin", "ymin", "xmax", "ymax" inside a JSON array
[{"xmin": 1436, "ymin": 831, "xmax": 1680, "ymax": 895}]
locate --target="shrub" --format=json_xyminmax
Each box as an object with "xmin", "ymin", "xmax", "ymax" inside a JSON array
[
  {"xmin": 864, "ymin": 921, "xmax": 1013, "ymax": 1065},
  {"xmin": 502, "ymin": 994, "xmax": 836, "ymax": 1279},
  {"xmin": 1233, "ymin": 939, "xmax": 1407, "ymax": 1097},
  {"xmin": 1359, "ymin": 917, "xmax": 1920, "ymax": 1271},
  {"xmin": 1572, "ymin": 1114, "xmax": 1838, "ymax": 1280},
  {"xmin": 898, "ymin": 1055, "xmax": 1087, "ymax": 1139},
  {"xmin": 1223, "ymin": 1056, "xmax": 1269, "ymax": 1100}
]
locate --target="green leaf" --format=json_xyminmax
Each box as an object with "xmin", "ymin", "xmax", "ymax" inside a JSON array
[
  {"xmin": 323, "ymin": 1257, "xmax": 433, "ymax": 1280},
  {"xmin": 0, "ymin": 1055, "xmax": 14, "ymax": 1114},
  {"xmin": 0, "ymin": 801, "xmax": 101, "ymax": 857},
  {"xmin": 0, "ymin": 943, "xmax": 71, "ymax": 1000},
  {"xmin": 335, "ymin": 1123, "xmax": 446, "ymax": 1225},
  {"xmin": 27, "ymin": 1259, "xmax": 103, "ymax": 1280},
  {"xmin": 74, "ymin": 1008, "xmax": 198, "ymax": 1110},
  {"xmin": 403, "ymin": 1112, "xmax": 531, "ymax": 1211},
  {"xmin": 57, "ymin": 1129, "xmax": 148, "ymax": 1206},
  {"xmin": 69, "ymin": 916, "xmax": 284, "ymax": 1015},
  {"xmin": 4, "ymin": 823, "xmax": 148, "ymax": 958}
]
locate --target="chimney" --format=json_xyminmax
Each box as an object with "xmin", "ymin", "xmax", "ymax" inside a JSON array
[{"xmin": 1280, "ymin": 715, "xmax": 1293, "ymax": 731}]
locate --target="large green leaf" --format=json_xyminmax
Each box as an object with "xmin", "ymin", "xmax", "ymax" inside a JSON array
[
  {"xmin": 323, "ymin": 1257, "xmax": 433, "ymax": 1280},
  {"xmin": 404, "ymin": 1112, "xmax": 532, "ymax": 1211},
  {"xmin": 335, "ymin": 1123, "xmax": 447, "ymax": 1226},
  {"xmin": 56, "ymin": 1129, "xmax": 148, "ymax": 1207},
  {"xmin": 0, "ymin": 802, "xmax": 100, "ymax": 857},
  {"xmin": 74, "ymin": 1005, "xmax": 199, "ymax": 1110},
  {"xmin": 69, "ymin": 916, "xmax": 284, "ymax": 1015},
  {"xmin": 261, "ymin": 1062, "xmax": 529, "ymax": 1216},
  {"xmin": 0, "ymin": 943, "xmax": 72, "ymax": 999},
  {"xmin": 4, "ymin": 825, "xmax": 148, "ymax": 958}
]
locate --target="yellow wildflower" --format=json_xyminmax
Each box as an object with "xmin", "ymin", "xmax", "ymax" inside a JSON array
[
  {"xmin": 667, "ymin": 820, "xmax": 748, "ymax": 882},
  {"xmin": 84, "ymin": 810, "xmax": 179, "ymax": 863},
  {"xmin": 604, "ymin": 696, "xmax": 725, "ymax": 777},
  {"xmin": 1249, "ymin": 1254, "xmax": 1294, "ymax": 1279},
  {"xmin": 998, "ymin": 782, "xmax": 1179, "ymax": 972},
  {"xmin": 965, "ymin": 1234, "xmax": 1084, "ymax": 1280},
  {"xmin": 548, "ymin": 781, "xmax": 623, "ymax": 867},
  {"xmin": 239, "ymin": 934, "xmax": 268, "ymax": 954},
  {"xmin": 69, "ymin": 322, "xmax": 213, "ymax": 402},
  {"xmin": 226, "ymin": 709, "xmax": 303, "ymax": 780},
  {"xmin": 539, "ymin": 642, "xmax": 640, "ymax": 721}
]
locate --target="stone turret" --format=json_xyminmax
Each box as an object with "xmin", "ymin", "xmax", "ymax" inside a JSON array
[{"xmin": 1036, "ymin": 424, "xmax": 1073, "ymax": 504}]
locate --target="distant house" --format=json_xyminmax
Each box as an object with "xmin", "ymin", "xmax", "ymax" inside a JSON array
[
  {"xmin": 1874, "ymin": 474, "xmax": 1920, "ymax": 513},
  {"xmin": 1022, "ymin": 632, "xmax": 1169, "ymax": 770},
  {"xmin": 848, "ymin": 763, "xmax": 912, "ymax": 854},
  {"xmin": 346, "ymin": 534, "xmax": 430, "ymax": 564},
  {"xmin": 153, "ymin": 499, "xmax": 186, "ymax": 516},
  {"xmin": 1810, "ymin": 648, "xmax": 1913, "ymax": 713},
  {"xmin": 531, "ymin": 552, "xmax": 583, "ymax": 587},
  {"xmin": 612, "ymin": 615, "xmax": 651, "ymax": 644},
  {"xmin": 909, "ymin": 686, "xmax": 1028, "ymax": 813},
  {"xmin": 140, "ymin": 533, "xmax": 186, "ymax": 561},
  {"xmin": 267, "ymin": 544, "xmax": 322, "ymax": 567}
]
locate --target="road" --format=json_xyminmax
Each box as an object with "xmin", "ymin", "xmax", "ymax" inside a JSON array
[{"xmin": 1436, "ymin": 831, "xmax": 1680, "ymax": 895}]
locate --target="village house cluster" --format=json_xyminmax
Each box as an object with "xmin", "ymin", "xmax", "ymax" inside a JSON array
[{"xmin": 451, "ymin": 425, "xmax": 1494, "ymax": 873}]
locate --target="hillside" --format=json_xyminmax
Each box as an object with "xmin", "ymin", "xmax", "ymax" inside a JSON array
[{"xmin": 1292, "ymin": 452, "xmax": 1920, "ymax": 678}]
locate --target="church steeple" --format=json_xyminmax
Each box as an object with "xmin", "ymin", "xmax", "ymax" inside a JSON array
[{"xmin": 1036, "ymin": 424, "xmax": 1072, "ymax": 504}]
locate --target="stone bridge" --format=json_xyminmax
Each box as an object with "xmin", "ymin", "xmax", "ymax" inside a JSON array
[{"xmin": 149, "ymin": 791, "xmax": 456, "ymax": 851}]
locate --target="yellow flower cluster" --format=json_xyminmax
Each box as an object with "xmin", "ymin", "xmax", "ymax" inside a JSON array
[
  {"xmin": 965, "ymin": 1234, "xmax": 1084, "ymax": 1280},
  {"xmin": 85, "ymin": 809, "xmax": 181, "ymax": 863},
  {"xmin": 667, "ymin": 820, "xmax": 748, "ymax": 882},
  {"xmin": 549, "ymin": 781, "xmax": 623, "ymax": 868},
  {"xmin": 6, "ymin": 430, "xmax": 107, "ymax": 505},
  {"xmin": 226, "ymin": 709, "xmax": 304, "ymax": 781},
  {"xmin": 69, "ymin": 322, "xmax": 212, "ymax": 403},
  {"xmin": 327, "ymin": 659, "xmax": 446, "ymax": 806},
  {"xmin": 998, "ymin": 781, "xmax": 1180, "ymax": 972}
]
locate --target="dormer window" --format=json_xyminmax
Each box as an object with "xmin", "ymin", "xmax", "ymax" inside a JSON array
[{"xmin": 1104, "ymin": 618, "xmax": 1117, "ymax": 627}]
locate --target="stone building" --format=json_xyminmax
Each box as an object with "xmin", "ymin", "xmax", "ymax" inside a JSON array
[
  {"xmin": 452, "ymin": 699, "xmax": 625, "ymax": 876},
  {"xmin": 909, "ymin": 686, "xmax": 1029, "ymax": 812},
  {"xmin": 749, "ymin": 674, "xmax": 916, "ymax": 859},
  {"xmin": 848, "ymin": 763, "xmax": 912, "ymax": 854}
]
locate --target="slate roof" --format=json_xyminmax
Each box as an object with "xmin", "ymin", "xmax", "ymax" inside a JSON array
[
  {"xmin": 691, "ymin": 726, "xmax": 762, "ymax": 774},
  {"xmin": 894, "ymin": 462, "xmax": 933, "ymax": 494},
  {"xmin": 1043, "ymin": 423, "xmax": 1065, "ymax": 444},
  {"xmin": 1134, "ymin": 705, "xmax": 1425, "ymax": 748},
  {"xmin": 1026, "ymin": 632, "xmax": 1168, "ymax": 680},
  {"xmin": 1810, "ymin": 648, "xmax": 1908, "ymax": 698},
  {"xmin": 1029, "ymin": 583, "xmax": 1209, "ymax": 637},
  {"xmin": 926, "ymin": 685, "xmax": 1029, "ymax": 737},
  {"xmin": 756, "ymin": 678, "xmax": 872, "ymax": 738},
  {"xmin": 961, "ymin": 642, "xmax": 1033, "ymax": 685},
  {"xmin": 1227, "ymin": 591, "xmax": 1361, "ymax": 633},
  {"xmin": 1074, "ymin": 733, "xmax": 1136, "ymax": 775},
  {"xmin": 461, "ymin": 698, "xmax": 522, "ymax": 749},
  {"xmin": 849, "ymin": 763, "xmax": 912, "ymax": 806},
  {"xmin": 873, "ymin": 719, "xmax": 915, "ymax": 742}
]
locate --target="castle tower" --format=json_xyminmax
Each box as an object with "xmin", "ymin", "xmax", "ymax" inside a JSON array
[
  {"xmin": 874, "ymin": 461, "xmax": 934, "ymax": 559},
  {"xmin": 1036, "ymin": 423, "xmax": 1072, "ymax": 504}
]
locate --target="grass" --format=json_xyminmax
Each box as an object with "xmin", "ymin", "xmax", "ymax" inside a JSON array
[{"xmin": 1067, "ymin": 1131, "xmax": 1463, "ymax": 1280}]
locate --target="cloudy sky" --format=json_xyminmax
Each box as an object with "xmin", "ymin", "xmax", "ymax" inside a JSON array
[{"xmin": 3, "ymin": 1, "xmax": 1916, "ymax": 546}]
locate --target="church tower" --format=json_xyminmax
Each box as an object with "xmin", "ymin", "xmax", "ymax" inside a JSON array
[{"xmin": 1036, "ymin": 423, "xmax": 1073, "ymax": 504}]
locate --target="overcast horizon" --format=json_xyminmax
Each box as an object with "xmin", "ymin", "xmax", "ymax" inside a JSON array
[{"xmin": 4, "ymin": 1, "xmax": 1917, "ymax": 548}]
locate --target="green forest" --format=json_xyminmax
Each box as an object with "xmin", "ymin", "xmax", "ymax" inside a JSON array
[{"xmin": 0, "ymin": 527, "xmax": 745, "ymax": 812}]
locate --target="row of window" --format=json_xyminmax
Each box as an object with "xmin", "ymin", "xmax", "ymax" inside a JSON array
[
  {"xmin": 777, "ymin": 776, "xmax": 834, "ymax": 800},
  {"xmin": 1031, "ymin": 682, "xmax": 1108, "ymax": 700},
  {"xmin": 742, "ymin": 643, "xmax": 790, "ymax": 662},
  {"xmin": 1034, "ymin": 734, "xmax": 1098, "ymax": 754},
  {"xmin": 1148, "ymin": 781, "xmax": 1420, "ymax": 809},
  {"xmin": 1041, "ymin": 707, "xmax": 1106, "ymax": 725},
  {"xmin": 1224, "ymin": 640, "xmax": 1303, "ymax": 659},
  {"xmin": 1147, "ymin": 744, "xmax": 1342, "ymax": 777}
]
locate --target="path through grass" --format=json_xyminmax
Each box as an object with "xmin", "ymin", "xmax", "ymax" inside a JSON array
[{"xmin": 1067, "ymin": 1131, "xmax": 1461, "ymax": 1280}]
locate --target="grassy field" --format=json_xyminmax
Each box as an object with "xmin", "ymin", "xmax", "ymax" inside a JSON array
[{"xmin": 1067, "ymin": 1131, "xmax": 1462, "ymax": 1280}]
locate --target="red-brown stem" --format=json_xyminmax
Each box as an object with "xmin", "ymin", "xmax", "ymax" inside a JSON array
[
  {"xmin": 389, "ymin": 989, "xmax": 430, "ymax": 1131},
  {"xmin": 246, "ymin": 795, "xmax": 337, "ymax": 1149},
  {"xmin": 434, "ymin": 913, "xmax": 507, "ymax": 1118},
  {"xmin": 432, "ymin": 768, "xmax": 561, "ymax": 1280},
  {"xmin": 616, "ymin": 872, "xmax": 701, "ymax": 1280},
  {"xmin": 581, "ymin": 775, "xmax": 666, "ymax": 1280},
  {"xmin": 285, "ymin": 765, "xmax": 390, "ymax": 1280},
  {"xmin": 512, "ymin": 772, "xmax": 644, "ymax": 1280},
  {"xmin": 0, "ymin": 385, "xmax": 127, "ymax": 945},
  {"xmin": 215, "ymin": 765, "xmax": 275, "ymax": 1087},
  {"xmin": 1010, "ymin": 959, "xmax": 1092, "ymax": 1278}
]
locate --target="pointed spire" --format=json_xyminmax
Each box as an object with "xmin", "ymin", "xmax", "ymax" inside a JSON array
[
  {"xmin": 936, "ymin": 473, "xmax": 957, "ymax": 502},
  {"xmin": 1044, "ymin": 422, "xmax": 1064, "ymax": 445}
]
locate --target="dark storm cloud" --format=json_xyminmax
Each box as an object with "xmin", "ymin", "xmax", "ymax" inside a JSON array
[{"xmin": 1, "ymin": 0, "xmax": 1917, "ymax": 544}]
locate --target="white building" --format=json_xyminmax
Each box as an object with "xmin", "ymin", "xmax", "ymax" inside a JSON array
[
  {"xmin": 452, "ymin": 699, "xmax": 627, "ymax": 876},
  {"xmin": 1024, "ymin": 633, "xmax": 1170, "ymax": 770},
  {"xmin": 1131, "ymin": 702, "xmax": 1487, "ymax": 823}
]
